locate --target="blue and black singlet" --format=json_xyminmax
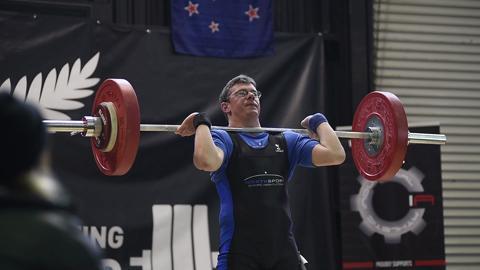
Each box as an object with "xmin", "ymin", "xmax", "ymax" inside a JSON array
[{"xmin": 211, "ymin": 130, "xmax": 318, "ymax": 270}]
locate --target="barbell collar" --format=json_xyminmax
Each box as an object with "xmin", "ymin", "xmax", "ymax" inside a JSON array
[{"xmin": 82, "ymin": 116, "xmax": 102, "ymax": 137}]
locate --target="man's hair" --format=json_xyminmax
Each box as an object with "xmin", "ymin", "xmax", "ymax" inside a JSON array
[
  {"xmin": 218, "ymin": 74, "xmax": 257, "ymax": 103},
  {"xmin": 0, "ymin": 93, "xmax": 46, "ymax": 180}
]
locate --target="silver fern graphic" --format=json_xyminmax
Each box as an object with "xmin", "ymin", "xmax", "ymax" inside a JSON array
[{"xmin": 0, "ymin": 52, "xmax": 100, "ymax": 120}]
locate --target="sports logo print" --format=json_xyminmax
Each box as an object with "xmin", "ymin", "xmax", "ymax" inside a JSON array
[{"xmin": 350, "ymin": 167, "xmax": 428, "ymax": 244}]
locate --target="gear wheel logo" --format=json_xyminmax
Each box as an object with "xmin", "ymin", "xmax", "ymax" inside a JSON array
[{"xmin": 350, "ymin": 167, "xmax": 427, "ymax": 244}]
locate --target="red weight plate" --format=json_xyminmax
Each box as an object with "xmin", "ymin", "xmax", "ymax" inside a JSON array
[
  {"xmin": 351, "ymin": 91, "xmax": 408, "ymax": 181},
  {"xmin": 91, "ymin": 79, "xmax": 140, "ymax": 176}
]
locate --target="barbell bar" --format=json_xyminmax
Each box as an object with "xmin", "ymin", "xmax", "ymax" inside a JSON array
[
  {"xmin": 45, "ymin": 122, "xmax": 446, "ymax": 144},
  {"xmin": 43, "ymin": 79, "xmax": 447, "ymax": 180}
]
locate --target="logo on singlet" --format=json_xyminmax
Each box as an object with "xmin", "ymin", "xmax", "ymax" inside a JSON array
[
  {"xmin": 243, "ymin": 173, "xmax": 285, "ymax": 187},
  {"xmin": 274, "ymin": 144, "xmax": 284, "ymax": 153}
]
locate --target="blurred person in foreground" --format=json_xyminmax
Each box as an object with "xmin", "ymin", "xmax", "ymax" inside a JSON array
[{"xmin": 0, "ymin": 92, "xmax": 102, "ymax": 270}]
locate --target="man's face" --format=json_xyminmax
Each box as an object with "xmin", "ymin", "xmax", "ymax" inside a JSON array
[{"xmin": 222, "ymin": 82, "xmax": 261, "ymax": 119}]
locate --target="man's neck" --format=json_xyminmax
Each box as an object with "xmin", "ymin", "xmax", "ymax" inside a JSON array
[{"xmin": 228, "ymin": 118, "xmax": 261, "ymax": 128}]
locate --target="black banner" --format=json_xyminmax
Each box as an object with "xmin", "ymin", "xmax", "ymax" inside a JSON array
[
  {"xmin": 1, "ymin": 12, "xmax": 339, "ymax": 270},
  {"xmin": 338, "ymin": 125, "xmax": 446, "ymax": 269}
]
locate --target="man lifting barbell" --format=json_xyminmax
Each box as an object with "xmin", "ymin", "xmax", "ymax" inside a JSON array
[
  {"xmin": 175, "ymin": 74, "xmax": 345, "ymax": 270},
  {"xmin": 43, "ymin": 78, "xmax": 446, "ymax": 178},
  {"xmin": 40, "ymin": 76, "xmax": 446, "ymax": 269}
]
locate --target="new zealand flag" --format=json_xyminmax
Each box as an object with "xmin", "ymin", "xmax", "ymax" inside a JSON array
[{"xmin": 171, "ymin": 0, "xmax": 273, "ymax": 58}]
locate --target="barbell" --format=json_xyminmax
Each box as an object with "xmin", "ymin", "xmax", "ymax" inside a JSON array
[{"xmin": 43, "ymin": 79, "xmax": 446, "ymax": 180}]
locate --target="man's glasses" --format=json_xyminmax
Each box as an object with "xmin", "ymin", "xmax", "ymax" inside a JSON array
[{"xmin": 230, "ymin": 89, "xmax": 262, "ymax": 99}]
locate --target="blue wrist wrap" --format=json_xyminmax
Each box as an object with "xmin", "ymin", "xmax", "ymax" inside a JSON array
[{"xmin": 308, "ymin": 113, "xmax": 328, "ymax": 132}]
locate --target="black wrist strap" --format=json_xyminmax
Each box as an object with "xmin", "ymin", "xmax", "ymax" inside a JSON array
[{"xmin": 193, "ymin": 112, "xmax": 212, "ymax": 130}]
